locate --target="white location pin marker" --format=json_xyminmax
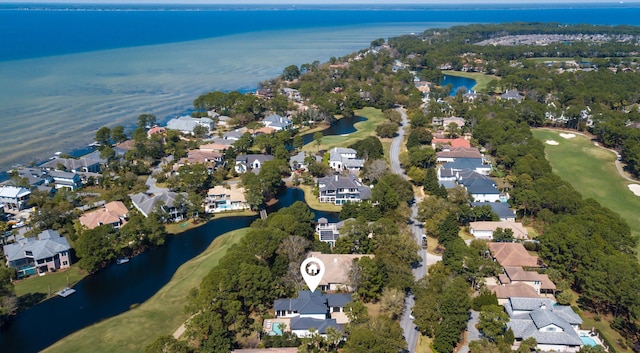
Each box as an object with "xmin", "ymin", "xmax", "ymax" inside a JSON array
[{"xmin": 300, "ymin": 257, "xmax": 325, "ymax": 293}]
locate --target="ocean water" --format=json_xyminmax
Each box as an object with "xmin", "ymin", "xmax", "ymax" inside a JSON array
[{"xmin": 1, "ymin": 3, "xmax": 640, "ymax": 172}]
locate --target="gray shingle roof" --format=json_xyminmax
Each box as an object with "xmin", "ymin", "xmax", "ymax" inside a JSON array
[
  {"xmin": 130, "ymin": 191, "xmax": 185, "ymax": 217},
  {"xmin": 3, "ymin": 229, "xmax": 70, "ymax": 262},
  {"xmin": 289, "ymin": 317, "xmax": 343, "ymax": 334},
  {"xmin": 470, "ymin": 202, "xmax": 515, "ymax": 220},
  {"xmin": 274, "ymin": 290, "xmax": 352, "ymax": 316}
]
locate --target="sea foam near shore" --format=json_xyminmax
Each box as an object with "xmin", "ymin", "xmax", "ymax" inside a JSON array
[{"xmin": 0, "ymin": 23, "xmax": 437, "ymax": 171}]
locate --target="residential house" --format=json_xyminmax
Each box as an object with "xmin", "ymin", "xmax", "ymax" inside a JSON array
[
  {"xmin": 3, "ymin": 229, "xmax": 71, "ymax": 277},
  {"xmin": 290, "ymin": 151, "xmax": 320, "ymax": 172},
  {"xmin": 262, "ymin": 114, "xmax": 293, "ymax": 131},
  {"xmin": 500, "ymin": 89, "xmax": 523, "ymax": 103},
  {"xmin": 147, "ymin": 126, "xmax": 165, "ymax": 138},
  {"xmin": 235, "ymin": 154, "xmax": 274, "ymax": 174},
  {"xmin": 270, "ymin": 290, "xmax": 351, "ymax": 338},
  {"xmin": 317, "ymin": 175, "xmax": 371, "ymax": 205},
  {"xmin": 215, "ymin": 115, "xmax": 232, "ymax": 128},
  {"xmin": 505, "ymin": 297, "xmax": 583, "ymax": 352},
  {"xmin": 283, "ymin": 87, "xmax": 301, "ymax": 101},
  {"xmin": 47, "ymin": 170, "xmax": 83, "ymax": 190},
  {"xmin": 307, "ymin": 252, "xmax": 374, "ymax": 291},
  {"xmin": 205, "ymin": 184, "xmax": 249, "ymax": 213},
  {"xmin": 499, "ymin": 266, "xmax": 556, "ymax": 295},
  {"xmin": 224, "ymin": 129, "xmax": 246, "ymax": 141},
  {"xmin": 200, "ymin": 140, "xmax": 232, "ymax": 153},
  {"xmin": 175, "ymin": 149, "xmax": 223, "ymax": 172},
  {"xmin": 442, "ymin": 158, "xmax": 491, "ymax": 175},
  {"xmin": 79, "ymin": 201, "xmax": 129, "ymax": 230},
  {"xmin": 436, "ymin": 146, "xmax": 482, "ymax": 163},
  {"xmin": 488, "ymin": 242, "xmax": 543, "ymax": 268},
  {"xmin": 114, "ymin": 140, "xmax": 136, "ymax": 157},
  {"xmin": 165, "ymin": 116, "xmax": 214, "ymax": 135},
  {"xmin": 470, "ymin": 202, "xmax": 516, "ymax": 221},
  {"xmin": 40, "ymin": 156, "xmax": 104, "ymax": 173},
  {"xmin": 469, "ymin": 221, "xmax": 529, "ymax": 240},
  {"xmin": 433, "ymin": 116, "xmax": 465, "ymax": 129},
  {"xmin": 488, "ymin": 282, "xmax": 541, "ymax": 305},
  {"xmin": 315, "ymin": 218, "xmax": 353, "ymax": 246},
  {"xmin": 130, "ymin": 191, "xmax": 187, "ymax": 221},
  {"xmin": 431, "ymin": 137, "xmax": 471, "ymax": 150},
  {"xmin": 456, "ymin": 170, "xmax": 502, "ymax": 202},
  {"xmin": 16, "ymin": 167, "xmax": 54, "ymax": 191},
  {"xmin": 0, "ymin": 185, "xmax": 31, "ymax": 211},
  {"xmin": 328, "ymin": 147, "xmax": 364, "ymax": 172}
]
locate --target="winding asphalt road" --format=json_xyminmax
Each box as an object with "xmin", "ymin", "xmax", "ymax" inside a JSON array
[{"xmin": 392, "ymin": 107, "xmax": 442, "ymax": 352}]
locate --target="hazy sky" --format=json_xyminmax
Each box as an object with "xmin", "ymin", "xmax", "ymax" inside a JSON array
[{"xmin": 1, "ymin": 0, "xmax": 638, "ymax": 3}]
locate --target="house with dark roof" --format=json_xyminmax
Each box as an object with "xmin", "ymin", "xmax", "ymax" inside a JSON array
[
  {"xmin": 47, "ymin": 170, "xmax": 82, "ymax": 190},
  {"xmin": 315, "ymin": 218, "xmax": 352, "ymax": 246},
  {"xmin": 442, "ymin": 158, "xmax": 491, "ymax": 175},
  {"xmin": 262, "ymin": 114, "xmax": 293, "ymax": 131},
  {"xmin": 234, "ymin": 154, "xmax": 274, "ymax": 174},
  {"xmin": 3, "ymin": 229, "xmax": 71, "ymax": 277},
  {"xmin": 456, "ymin": 170, "xmax": 502, "ymax": 202},
  {"xmin": 130, "ymin": 191, "xmax": 187, "ymax": 221},
  {"xmin": 500, "ymin": 89, "xmax": 523, "ymax": 103},
  {"xmin": 470, "ymin": 202, "xmax": 516, "ymax": 221},
  {"xmin": 271, "ymin": 290, "xmax": 351, "ymax": 338},
  {"xmin": 505, "ymin": 297, "xmax": 583, "ymax": 352},
  {"xmin": 16, "ymin": 168, "xmax": 54, "ymax": 190},
  {"xmin": 40, "ymin": 156, "xmax": 104, "ymax": 173},
  {"xmin": 317, "ymin": 175, "xmax": 371, "ymax": 205}
]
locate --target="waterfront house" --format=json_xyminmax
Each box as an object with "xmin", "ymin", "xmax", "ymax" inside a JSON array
[
  {"xmin": 505, "ymin": 297, "xmax": 583, "ymax": 352},
  {"xmin": 130, "ymin": 191, "xmax": 187, "ymax": 221},
  {"xmin": 40, "ymin": 156, "xmax": 105, "ymax": 173},
  {"xmin": 16, "ymin": 167, "xmax": 54, "ymax": 190},
  {"xmin": 147, "ymin": 126, "xmax": 166, "ymax": 138},
  {"xmin": 328, "ymin": 147, "xmax": 364, "ymax": 172},
  {"xmin": 0, "ymin": 185, "xmax": 31, "ymax": 211},
  {"xmin": 79, "ymin": 201, "xmax": 129, "ymax": 230},
  {"xmin": 317, "ymin": 175, "xmax": 371, "ymax": 205},
  {"xmin": 205, "ymin": 184, "xmax": 249, "ymax": 213},
  {"xmin": 3, "ymin": 229, "xmax": 71, "ymax": 277},
  {"xmin": 166, "ymin": 116, "xmax": 214, "ymax": 135}
]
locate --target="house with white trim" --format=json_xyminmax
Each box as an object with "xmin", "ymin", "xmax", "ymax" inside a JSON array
[
  {"xmin": 0, "ymin": 185, "xmax": 31, "ymax": 211},
  {"xmin": 3, "ymin": 229, "xmax": 71, "ymax": 277}
]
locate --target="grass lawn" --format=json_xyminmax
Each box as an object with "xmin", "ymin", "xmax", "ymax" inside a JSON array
[
  {"xmin": 532, "ymin": 129, "xmax": 640, "ymax": 258},
  {"xmin": 416, "ymin": 334, "xmax": 434, "ymax": 353},
  {"xmin": 302, "ymin": 107, "xmax": 384, "ymax": 152},
  {"xmin": 443, "ymin": 71, "xmax": 501, "ymax": 92},
  {"xmin": 295, "ymin": 184, "xmax": 342, "ymax": 213},
  {"xmin": 14, "ymin": 265, "xmax": 86, "ymax": 299},
  {"xmin": 42, "ymin": 228, "xmax": 249, "ymax": 353}
]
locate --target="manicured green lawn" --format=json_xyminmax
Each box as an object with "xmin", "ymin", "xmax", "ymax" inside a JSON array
[
  {"xmin": 532, "ymin": 129, "xmax": 640, "ymax": 257},
  {"xmin": 302, "ymin": 107, "xmax": 385, "ymax": 152},
  {"xmin": 14, "ymin": 265, "xmax": 86, "ymax": 299},
  {"xmin": 42, "ymin": 228, "xmax": 249, "ymax": 353},
  {"xmin": 442, "ymin": 71, "xmax": 501, "ymax": 92}
]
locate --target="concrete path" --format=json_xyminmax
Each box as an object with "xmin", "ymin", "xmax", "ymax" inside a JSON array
[{"xmin": 458, "ymin": 311, "xmax": 480, "ymax": 353}]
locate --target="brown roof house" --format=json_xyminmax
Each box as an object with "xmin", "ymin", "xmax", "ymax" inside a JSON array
[
  {"xmin": 499, "ymin": 266, "xmax": 556, "ymax": 295},
  {"xmin": 488, "ymin": 242, "xmax": 543, "ymax": 268},
  {"xmin": 79, "ymin": 201, "xmax": 129, "ymax": 230},
  {"xmin": 436, "ymin": 146, "xmax": 483, "ymax": 163},
  {"xmin": 488, "ymin": 282, "xmax": 541, "ymax": 305},
  {"xmin": 306, "ymin": 252, "xmax": 374, "ymax": 292}
]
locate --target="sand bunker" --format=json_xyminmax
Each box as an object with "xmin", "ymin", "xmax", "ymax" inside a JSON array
[
  {"xmin": 560, "ymin": 133, "xmax": 576, "ymax": 139},
  {"xmin": 628, "ymin": 184, "xmax": 640, "ymax": 197},
  {"xmin": 545, "ymin": 140, "xmax": 559, "ymax": 145}
]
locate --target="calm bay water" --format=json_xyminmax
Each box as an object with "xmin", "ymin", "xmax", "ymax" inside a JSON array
[{"xmin": 1, "ymin": 3, "xmax": 640, "ymax": 171}]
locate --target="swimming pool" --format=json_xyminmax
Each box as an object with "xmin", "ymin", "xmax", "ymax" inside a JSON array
[{"xmin": 580, "ymin": 335, "xmax": 598, "ymax": 346}]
